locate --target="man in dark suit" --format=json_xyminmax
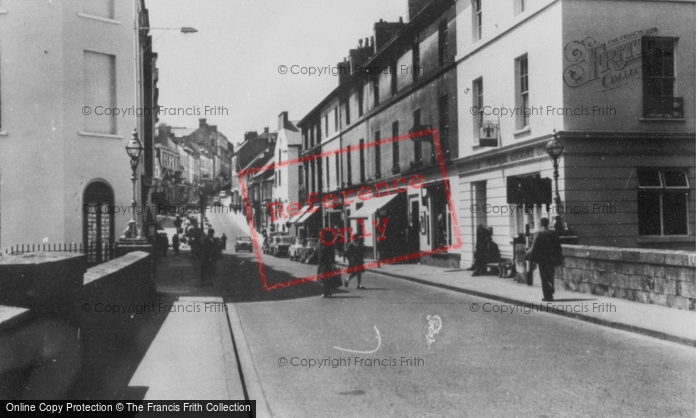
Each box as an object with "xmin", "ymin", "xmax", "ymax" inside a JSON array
[{"xmin": 526, "ymin": 217, "xmax": 563, "ymax": 302}]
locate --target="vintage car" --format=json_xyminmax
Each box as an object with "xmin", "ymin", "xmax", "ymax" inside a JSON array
[
  {"xmin": 271, "ymin": 236, "xmax": 294, "ymax": 257},
  {"xmin": 288, "ymin": 237, "xmax": 306, "ymax": 261},
  {"xmin": 300, "ymin": 238, "xmax": 320, "ymax": 264},
  {"xmin": 234, "ymin": 235, "xmax": 253, "ymax": 252}
]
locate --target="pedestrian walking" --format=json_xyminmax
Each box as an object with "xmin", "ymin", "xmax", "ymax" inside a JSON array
[
  {"xmin": 344, "ymin": 233, "xmax": 366, "ymax": 289},
  {"xmin": 172, "ymin": 233, "xmax": 180, "ymax": 256},
  {"xmin": 221, "ymin": 233, "xmax": 227, "ymax": 250},
  {"xmin": 318, "ymin": 230, "xmax": 339, "ymax": 298},
  {"xmin": 174, "ymin": 215, "xmax": 183, "ymax": 234},
  {"xmin": 525, "ymin": 217, "xmax": 563, "ymax": 302},
  {"xmin": 200, "ymin": 228, "xmax": 217, "ymax": 287}
]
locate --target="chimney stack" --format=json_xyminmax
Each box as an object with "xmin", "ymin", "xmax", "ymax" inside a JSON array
[
  {"xmin": 278, "ymin": 111, "xmax": 289, "ymax": 130},
  {"xmin": 199, "ymin": 118, "xmax": 207, "ymax": 127}
]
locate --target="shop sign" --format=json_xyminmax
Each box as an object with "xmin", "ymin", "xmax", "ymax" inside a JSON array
[{"xmin": 563, "ymin": 28, "xmax": 657, "ymax": 91}]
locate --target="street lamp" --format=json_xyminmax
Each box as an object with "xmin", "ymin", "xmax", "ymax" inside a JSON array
[
  {"xmin": 123, "ymin": 129, "xmax": 144, "ymax": 239},
  {"xmin": 546, "ymin": 130, "xmax": 565, "ymax": 230}
]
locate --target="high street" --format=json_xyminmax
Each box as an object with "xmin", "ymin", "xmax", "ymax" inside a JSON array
[{"xmin": 200, "ymin": 209, "xmax": 695, "ymax": 418}]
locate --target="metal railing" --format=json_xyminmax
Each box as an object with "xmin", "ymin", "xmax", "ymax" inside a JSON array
[{"xmin": 3, "ymin": 242, "xmax": 117, "ymax": 265}]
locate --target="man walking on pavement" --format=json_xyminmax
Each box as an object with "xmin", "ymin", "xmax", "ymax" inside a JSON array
[
  {"xmin": 526, "ymin": 217, "xmax": 563, "ymax": 302},
  {"xmin": 344, "ymin": 233, "xmax": 366, "ymax": 289},
  {"xmin": 200, "ymin": 228, "xmax": 217, "ymax": 287}
]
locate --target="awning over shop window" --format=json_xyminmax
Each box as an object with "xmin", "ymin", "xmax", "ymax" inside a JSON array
[
  {"xmin": 288, "ymin": 205, "xmax": 311, "ymax": 225},
  {"xmin": 348, "ymin": 193, "xmax": 399, "ymax": 219},
  {"xmin": 295, "ymin": 206, "xmax": 321, "ymax": 224}
]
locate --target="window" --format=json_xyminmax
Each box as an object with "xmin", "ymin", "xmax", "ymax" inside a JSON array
[
  {"xmin": 412, "ymin": 42, "xmax": 420, "ymax": 82},
  {"xmin": 473, "ymin": 0, "xmax": 482, "ymax": 42},
  {"xmin": 514, "ymin": 0, "xmax": 526, "ymax": 15},
  {"xmin": 358, "ymin": 86, "xmax": 364, "ymax": 117},
  {"xmin": 642, "ymin": 37, "xmax": 681, "ymax": 119},
  {"xmin": 392, "ymin": 121, "xmax": 400, "ymax": 173},
  {"xmin": 438, "ymin": 95, "xmax": 450, "ymax": 160},
  {"xmin": 335, "ymin": 153, "xmax": 340, "ymax": 188},
  {"xmin": 345, "ymin": 98, "xmax": 351, "ymax": 125},
  {"xmin": 374, "ymin": 130, "xmax": 381, "ymax": 178},
  {"xmin": 359, "ymin": 139, "xmax": 366, "ymax": 183},
  {"xmin": 516, "ymin": 56, "xmax": 529, "ymax": 129},
  {"xmin": 310, "ymin": 124, "xmax": 315, "ymax": 147},
  {"xmin": 637, "ymin": 168, "xmax": 689, "ymax": 236},
  {"xmin": 390, "ymin": 60, "xmax": 398, "ymax": 96},
  {"xmin": 473, "ymin": 78, "xmax": 483, "ymax": 142},
  {"xmin": 438, "ymin": 20, "xmax": 448, "ymax": 66},
  {"xmin": 83, "ymin": 0, "xmax": 114, "ymax": 20},
  {"xmin": 334, "ymin": 107, "xmax": 338, "ymax": 132},
  {"xmin": 346, "ymin": 145, "xmax": 352, "ymax": 186},
  {"xmin": 84, "ymin": 51, "xmax": 116, "ymax": 134},
  {"xmin": 326, "ymin": 156, "xmax": 330, "ymax": 190},
  {"xmin": 373, "ymin": 75, "xmax": 380, "ymax": 106},
  {"xmin": 325, "ymin": 114, "xmax": 329, "ymax": 138},
  {"xmin": 413, "ymin": 109, "xmax": 421, "ymax": 164}
]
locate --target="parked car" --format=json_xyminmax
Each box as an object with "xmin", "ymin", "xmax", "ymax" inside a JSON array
[
  {"xmin": 300, "ymin": 238, "xmax": 320, "ymax": 264},
  {"xmin": 288, "ymin": 237, "xmax": 306, "ymax": 261},
  {"xmin": 212, "ymin": 196, "xmax": 222, "ymax": 207},
  {"xmin": 271, "ymin": 236, "xmax": 294, "ymax": 257},
  {"xmin": 264, "ymin": 231, "xmax": 287, "ymax": 254},
  {"xmin": 219, "ymin": 191, "xmax": 227, "ymax": 199},
  {"xmin": 234, "ymin": 235, "xmax": 253, "ymax": 252}
]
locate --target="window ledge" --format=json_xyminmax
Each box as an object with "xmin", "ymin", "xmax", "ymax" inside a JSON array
[
  {"xmin": 639, "ymin": 118, "xmax": 686, "ymax": 123},
  {"xmin": 77, "ymin": 13, "xmax": 121, "ymax": 25},
  {"xmin": 78, "ymin": 131, "xmax": 123, "ymax": 139},
  {"xmin": 637, "ymin": 236, "xmax": 695, "ymax": 244},
  {"xmin": 513, "ymin": 127, "xmax": 531, "ymax": 137},
  {"xmin": 0, "ymin": 131, "xmax": 7, "ymax": 136}
]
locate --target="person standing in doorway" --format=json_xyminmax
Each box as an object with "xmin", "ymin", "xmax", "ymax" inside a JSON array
[{"xmin": 526, "ymin": 217, "xmax": 563, "ymax": 302}]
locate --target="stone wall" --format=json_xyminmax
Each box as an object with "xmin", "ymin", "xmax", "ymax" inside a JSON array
[{"xmin": 559, "ymin": 245, "xmax": 696, "ymax": 310}]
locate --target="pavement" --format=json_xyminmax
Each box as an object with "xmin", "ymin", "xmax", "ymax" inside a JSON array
[{"xmin": 224, "ymin": 209, "xmax": 696, "ymax": 348}]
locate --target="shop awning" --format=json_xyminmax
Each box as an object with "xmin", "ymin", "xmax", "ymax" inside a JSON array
[
  {"xmin": 295, "ymin": 206, "xmax": 321, "ymax": 224},
  {"xmin": 348, "ymin": 193, "xmax": 399, "ymax": 218},
  {"xmin": 288, "ymin": 205, "xmax": 311, "ymax": 225}
]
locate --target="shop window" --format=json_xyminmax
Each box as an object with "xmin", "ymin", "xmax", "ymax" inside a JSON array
[
  {"xmin": 642, "ymin": 37, "xmax": 681, "ymax": 119},
  {"xmin": 637, "ymin": 168, "xmax": 689, "ymax": 235}
]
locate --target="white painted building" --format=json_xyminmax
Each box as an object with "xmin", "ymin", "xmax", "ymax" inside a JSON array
[
  {"xmin": 454, "ymin": 0, "xmax": 695, "ymax": 267},
  {"xmin": 0, "ymin": 0, "xmax": 142, "ymax": 262}
]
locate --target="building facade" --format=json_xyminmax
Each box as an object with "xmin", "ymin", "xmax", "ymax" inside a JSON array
[
  {"xmin": 296, "ymin": 0, "xmax": 695, "ymax": 269},
  {"xmin": 0, "ymin": 0, "xmax": 156, "ymax": 263},
  {"xmin": 453, "ymin": 0, "xmax": 696, "ymax": 269},
  {"xmin": 298, "ymin": 0, "xmax": 461, "ymax": 266}
]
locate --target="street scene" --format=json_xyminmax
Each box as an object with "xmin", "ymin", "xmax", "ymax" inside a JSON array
[{"xmin": 0, "ymin": 0, "xmax": 696, "ymax": 417}]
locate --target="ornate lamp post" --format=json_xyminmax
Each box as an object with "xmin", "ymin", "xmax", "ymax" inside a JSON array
[
  {"xmin": 122, "ymin": 129, "xmax": 144, "ymax": 239},
  {"xmin": 546, "ymin": 131, "xmax": 565, "ymax": 230}
]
